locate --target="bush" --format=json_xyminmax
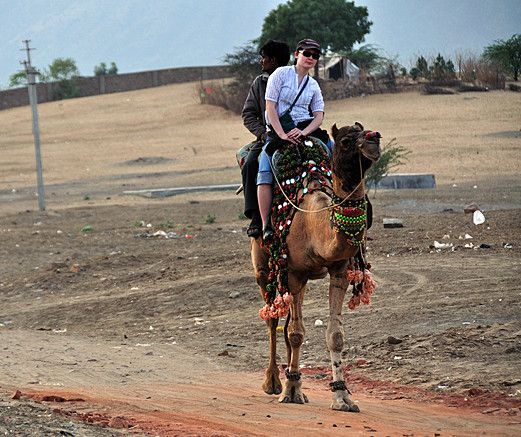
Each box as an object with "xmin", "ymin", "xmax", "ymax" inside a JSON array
[
  {"xmin": 455, "ymin": 53, "xmax": 505, "ymax": 89},
  {"xmin": 197, "ymin": 80, "xmax": 249, "ymax": 114},
  {"xmin": 365, "ymin": 138, "xmax": 409, "ymax": 195}
]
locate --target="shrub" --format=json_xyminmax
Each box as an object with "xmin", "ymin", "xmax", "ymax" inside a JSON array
[{"xmin": 365, "ymin": 138, "xmax": 410, "ymax": 195}]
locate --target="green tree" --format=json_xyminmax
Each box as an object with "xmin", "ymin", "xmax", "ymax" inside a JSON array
[
  {"xmin": 347, "ymin": 44, "xmax": 382, "ymax": 72},
  {"xmin": 94, "ymin": 62, "xmax": 108, "ymax": 76},
  {"xmin": 94, "ymin": 61, "xmax": 118, "ymax": 76},
  {"xmin": 259, "ymin": 0, "xmax": 372, "ymax": 54},
  {"xmin": 107, "ymin": 62, "xmax": 118, "ymax": 75},
  {"xmin": 222, "ymin": 42, "xmax": 259, "ymax": 86},
  {"xmin": 415, "ymin": 56, "xmax": 429, "ymax": 78},
  {"xmin": 483, "ymin": 34, "xmax": 521, "ymax": 81},
  {"xmin": 9, "ymin": 71, "xmax": 28, "ymax": 87},
  {"xmin": 48, "ymin": 57, "xmax": 79, "ymax": 81},
  {"xmin": 47, "ymin": 57, "xmax": 80, "ymax": 100},
  {"xmin": 8, "ymin": 69, "xmax": 45, "ymax": 88}
]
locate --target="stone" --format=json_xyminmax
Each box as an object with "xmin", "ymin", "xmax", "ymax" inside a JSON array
[
  {"xmin": 387, "ymin": 336, "xmax": 403, "ymax": 345},
  {"xmin": 464, "ymin": 203, "xmax": 479, "ymax": 214},
  {"xmin": 383, "ymin": 218, "xmax": 404, "ymax": 228}
]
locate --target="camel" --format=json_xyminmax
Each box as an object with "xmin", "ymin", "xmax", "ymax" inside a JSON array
[{"xmin": 250, "ymin": 122, "xmax": 381, "ymax": 412}]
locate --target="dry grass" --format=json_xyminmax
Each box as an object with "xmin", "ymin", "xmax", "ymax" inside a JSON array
[{"xmin": 0, "ymin": 82, "xmax": 519, "ymax": 201}]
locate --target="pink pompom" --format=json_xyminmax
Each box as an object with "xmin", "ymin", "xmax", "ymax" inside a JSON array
[
  {"xmin": 259, "ymin": 304, "xmax": 270, "ymax": 320},
  {"xmin": 283, "ymin": 292, "xmax": 293, "ymax": 305}
]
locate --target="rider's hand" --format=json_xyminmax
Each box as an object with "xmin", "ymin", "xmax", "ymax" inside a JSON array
[
  {"xmin": 280, "ymin": 132, "xmax": 298, "ymax": 144},
  {"xmin": 286, "ymin": 128, "xmax": 303, "ymax": 143}
]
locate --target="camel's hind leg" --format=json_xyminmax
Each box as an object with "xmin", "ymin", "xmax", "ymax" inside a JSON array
[
  {"xmin": 327, "ymin": 267, "xmax": 360, "ymax": 412},
  {"xmin": 251, "ymin": 239, "xmax": 282, "ymax": 395},
  {"xmin": 279, "ymin": 274, "xmax": 308, "ymax": 404},
  {"xmin": 263, "ymin": 318, "xmax": 282, "ymax": 395}
]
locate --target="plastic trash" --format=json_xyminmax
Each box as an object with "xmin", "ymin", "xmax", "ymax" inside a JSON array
[{"xmin": 473, "ymin": 210, "xmax": 485, "ymax": 225}]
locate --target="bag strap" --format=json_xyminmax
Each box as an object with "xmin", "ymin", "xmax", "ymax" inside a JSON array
[{"xmin": 286, "ymin": 76, "xmax": 309, "ymax": 114}]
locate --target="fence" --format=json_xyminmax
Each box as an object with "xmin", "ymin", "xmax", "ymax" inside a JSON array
[{"xmin": 0, "ymin": 65, "xmax": 230, "ymax": 111}]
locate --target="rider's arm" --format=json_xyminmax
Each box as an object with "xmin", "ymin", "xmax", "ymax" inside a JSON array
[
  {"xmin": 301, "ymin": 111, "xmax": 324, "ymax": 137},
  {"xmin": 241, "ymin": 77, "xmax": 266, "ymax": 140}
]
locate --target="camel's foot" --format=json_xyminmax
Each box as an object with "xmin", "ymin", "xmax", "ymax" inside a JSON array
[
  {"xmin": 330, "ymin": 391, "xmax": 360, "ymax": 412},
  {"xmin": 278, "ymin": 378, "xmax": 309, "ymax": 404},
  {"xmin": 262, "ymin": 367, "xmax": 282, "ymax": 395}
]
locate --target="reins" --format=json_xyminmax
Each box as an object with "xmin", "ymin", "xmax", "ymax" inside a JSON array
[{"xmin": 268, "ymin": 142, "xmax": 365, "ymax": 214}]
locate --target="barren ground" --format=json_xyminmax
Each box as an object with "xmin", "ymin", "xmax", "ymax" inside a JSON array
[{"xmin": 0, "ymin": 83, "xmax": 520, "ymax": 436}]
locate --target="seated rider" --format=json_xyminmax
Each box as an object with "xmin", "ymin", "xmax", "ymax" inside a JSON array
[
  {"xmin": 241, "ymin": 40, "xmax": 290, "ymax": 238},
  {"xmin": 257, "ymin": 38, "xmax": 330, "ymax": 241}
]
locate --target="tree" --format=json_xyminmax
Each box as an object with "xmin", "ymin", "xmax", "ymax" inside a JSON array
[
  {"xmin": 483, "ymin": 34, "xmax": 521, "ymax": 81},
  {"xmin": 48, "ymin": 57, "xmax": 79, "ymax": 81},
  {"xmin": 94, "ymin": 61, "xmax": 118, "ymax": 76},
  {"xmin": 94, "ymin": 62, "xmax": 108, "ymax": 76},
  {"xmin": 259, "ymin": 0, "xmax": 372, "ymax": 55},
  {"xmin": 107, "ymin": 62, "xmax": 118, "ymax": 75},
  {"xmin": 415, "ymin": 56, "xmax": 429, "ymax": 78},
  {"xmin": 8, "ymin": 69, "xmax": 45, "ymax": 88},
  {"xmin": 9, "ymin": 71, "xmax": 28, "ymax": 87},
  {"xmin": 222, "ymin": 42, "xmax": 259, "ymax": 86},
  {"xmin": 47, "ymin": 57, "xmax": 80, "ymax": 100},
  {"xmin": 347, "ymin": 44, "xmax": 383, "ymax": 72}
]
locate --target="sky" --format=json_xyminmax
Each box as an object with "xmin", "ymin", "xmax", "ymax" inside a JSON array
[{"xmin": 1, "ymin": 0, "xmax": 520, "ymax": 88}]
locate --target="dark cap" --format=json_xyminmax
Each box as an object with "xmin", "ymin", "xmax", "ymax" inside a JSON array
[{"xmin": 296, "ymin": 38, "xmax": 321, "ymax": 52}]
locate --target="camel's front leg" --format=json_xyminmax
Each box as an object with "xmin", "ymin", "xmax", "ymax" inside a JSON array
[
  {"xmin": 279, "ymin": 277, "xmax": 308, "ymax": 404},
  {"xmin": 327, "ymin": 268, "xmax": 360, "ymax": 412}
]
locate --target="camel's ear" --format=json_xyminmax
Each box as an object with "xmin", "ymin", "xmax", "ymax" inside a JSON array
[
  {"xmin": 331, "ymin": 123, "xmax": 338, "ymax": 138},
  {"xmin": 355, "ymin": 122, "xmax": 364, "ymax": 131}
]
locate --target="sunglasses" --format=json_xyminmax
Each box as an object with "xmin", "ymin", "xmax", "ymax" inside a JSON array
[{"xmin": 299, "ymin": 50, "xmax": 320, "ymax": 60}]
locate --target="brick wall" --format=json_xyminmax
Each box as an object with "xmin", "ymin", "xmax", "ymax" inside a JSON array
[{"xmin": 0, "ymin": 65, "xmax": 230, "ymax": 111}]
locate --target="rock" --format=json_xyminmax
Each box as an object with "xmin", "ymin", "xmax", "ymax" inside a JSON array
[
  {"xmin": 314, "ymin": 319, "xmax": 324, "ymax": 327},
  {"xmin": 11, "ymin": 390, "xmax": 22, "ymax": 400},
  {"xmin": 355, "ymin": 358, "xmax": 369, "ymax": 367},
  {"xmin": 468, "ymin": 387, "xmax": 486, "ymax": 396},
  {"xmin": 479, "ymin": 243, "xmax": 492, "ymax": 249},
  {"xmin": 464, "ymin": 203, "xmax": 479, "ymax": 214},
  {"xmin": 229, "ymin": 290, "xmax": 244, "ymax": 299},
  {"xmin": 108, "ymin": 416, "xmax": 131, "ymax": 428},
  {"xmin": 41, "ymin": 395, "xmax": 66, "ymax": 402},
  {"xmin": 387, "ymin": 336, "xmax": 403, "ymax": 345},
  {"xmin": 383, "ymin": 218, "xmax": 404, "ymax": 228}
]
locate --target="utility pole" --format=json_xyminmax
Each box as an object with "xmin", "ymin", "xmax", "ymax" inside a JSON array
[{"xmin": 21, "ymin": 40, "xmax": 45, "ymax": 211}]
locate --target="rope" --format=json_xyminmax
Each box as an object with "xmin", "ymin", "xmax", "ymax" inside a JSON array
[{"xmin": 267, "ymin": 141, "xmax": 365, "ymax": 214}]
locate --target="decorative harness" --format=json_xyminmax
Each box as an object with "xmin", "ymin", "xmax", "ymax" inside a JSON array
[{"xmin": 258, "ymin": 135, "xmax": 378, "ymax": 321}]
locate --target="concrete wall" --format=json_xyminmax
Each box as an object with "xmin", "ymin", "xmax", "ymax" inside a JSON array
[{"xmin": 0, "ymin": 65, "xmax": 230, "ymax": 111}]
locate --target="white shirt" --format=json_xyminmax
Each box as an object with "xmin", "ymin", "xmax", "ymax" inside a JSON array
[{"xmin": 265, "ymin": 66, "xmax": 324, "ymax": 126}]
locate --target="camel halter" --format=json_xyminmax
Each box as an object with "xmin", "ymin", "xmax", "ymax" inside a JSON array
[{"xmin": 268, "ymin": 142, "xmax": 365, "ymax": 214}]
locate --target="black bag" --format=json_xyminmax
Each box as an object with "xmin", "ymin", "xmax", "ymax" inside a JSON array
[
  {"xmin": 276, "ymin": 76, "xmax": 309, "ymax": 133},
  {"xmin": 278, "ymin": 110, "xmax": 296, "ymax": 132}
]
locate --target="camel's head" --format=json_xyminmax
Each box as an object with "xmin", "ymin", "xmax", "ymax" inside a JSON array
[{"xmin": 331, "ymin": 122, "xmax": 382, "ymax": 162}]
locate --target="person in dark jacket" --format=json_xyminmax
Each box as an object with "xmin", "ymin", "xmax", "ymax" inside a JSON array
[{"xmin": 241, "ymin": 40, "xmax": 290, "ymax": 238}]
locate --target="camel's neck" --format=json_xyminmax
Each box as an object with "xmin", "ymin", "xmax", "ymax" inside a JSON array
[{"xmin": 331, "ymin": 150, "xmax": 366, "ymax": 200}]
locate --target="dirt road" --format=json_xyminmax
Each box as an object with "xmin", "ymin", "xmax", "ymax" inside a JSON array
[{"xmin": 2, "ymin": 328, "xmax": 519, "ymax": 437}]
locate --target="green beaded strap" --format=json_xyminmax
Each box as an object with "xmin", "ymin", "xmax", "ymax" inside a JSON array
[{"xmin": 331, "ymin": 197, "xmax": 367, "ymax": 245}]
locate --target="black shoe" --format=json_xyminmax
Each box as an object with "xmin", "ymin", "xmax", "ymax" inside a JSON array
[
  {"xmin": 246, "ymin": 214, "xmax": 262, "ymax": 238},
  {"xmin": 247, "ymin": 224, "xmax": 262, "ymax": 238},
  {"xmin": 262, "ymin": 225, "xmax": 274, "ymax": 242}
]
